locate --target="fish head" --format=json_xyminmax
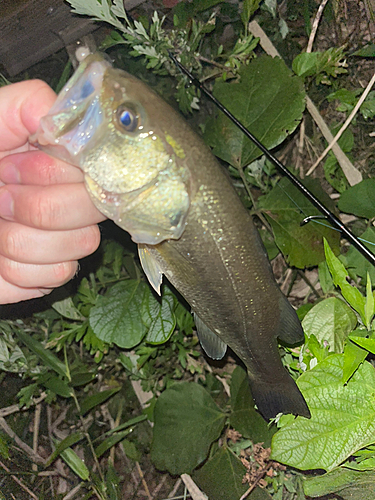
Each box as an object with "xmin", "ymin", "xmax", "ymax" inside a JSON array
[{"xmin": 31, "ymin": 53, "xmax": 192, "ymax": 245}]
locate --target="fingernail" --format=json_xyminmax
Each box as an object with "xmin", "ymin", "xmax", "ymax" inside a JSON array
[
  {"xmin": 0, "ymin": 190, "xmax": 14, "ymax": 219},
  {"xmin": 0, "ymin": 163, "xmax": 21, "ymax": 184}
]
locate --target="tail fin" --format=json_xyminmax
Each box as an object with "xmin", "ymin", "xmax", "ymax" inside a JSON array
[{"xmin": 249, "ymin": 374, "xmax": 311, "ymax": 420}]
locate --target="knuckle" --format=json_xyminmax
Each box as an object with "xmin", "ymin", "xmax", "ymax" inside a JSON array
[
  {"xmin": 1, "ymin": 225, "xmax": 25, "ymax": 260},
  {"xmin": 29, "ymin": 190, "xmax": 62, "ymax": 229},
  {"xmin": 77, "ymin": 225, "xmax": 101, "ymax": 257},
  {"xmin": 0, "ymin": 257, "xmax": 23, "ymax": 285},
  {"xmin": 52, "ymin": 261, "xmax": 78, "ymax": 286}
]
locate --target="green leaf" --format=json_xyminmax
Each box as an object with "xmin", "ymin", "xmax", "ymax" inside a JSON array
[
  {"xmin": 204, "ymin": 56, "xmax": 305, "ymax": 168},
  {"xmin": 292, "ymin": 52, "xmax": 320, "ymax": 77},
  {"xmin": 241, "ymin": 0, "xmax": 261, "ymax": 27},
  {"xmin": 194, "ymin": 447, "xmax": 256, "ymax": 500},
  {"xmin": 302, "ymin": 297, "xmax": 357, "ymax": 353},
  {"xmin": 150, "ymin": 382, "xmax": 226, "ymax": 474},
  {"xmin": 70, "ymin": 369, "xmax": 97, "ymax": 387},
  {"xmin": 345, "ymin": 227, "xmax": 375, "ymax": 283},
  {"xmin": 106, "ymin": 463, "xmax": 121, "ymax": 500},
  {"xmin": 352, "ymin": 44, "xmax": 375, "ymax": 57},
  {"xmin": 324, "ymin": 239, "xmax": 366, "ymax": 320},
  {"xmin": 365, "ymin": 273, "xmax": 374, "ymax": 329},
  {"xmin": 271, "ymin": 354, "xmax": 375, "ymax": 471},
  {"xmin": 60, "ymin": 447, "xmax": 90, "ymax": 481},
  {"xmin": 15, "ymin": 330, "xmax": 67, "ymax": 378},
  {"xmin": 43, "ymin": 375, "xmax": 72, "ymax": 398},
  {"xmin": 342, "ymin": 337, "xmax": 368, "ymax": 384},
  {"xmin": 89, "ymin": 280, "xmax": 150, "ymax": 348},
  {"xmin": 95, "ymin": 429, "xmax": 132, "ymax": 458},
  {"xmin": 173, "ymin": 0, "xmax": 224, "ymax": 27},
  {"xmin": 257, "ymin": 178, "xmax": 340, "ymax": 267},
  {"xmin": 229, "ymin": 367, "xmax": 275, "ymax": 446},
  {"xmin": 338, "ymin": 179, "xmax": 375, "ymax": 219},
  {"xmin": 0, "ymin": 435, "xmax": 9, "ymax": 460},
  {"xmin": 318, "ymin": 261, "xmax": 334, "ymax": 294},
  {"xmin": 46, "ymin": 433, "xmax": 84, "ymax": 466},
  {"xmin": 349, "ymin": 334, "xmax": 375, "ymax": 355},
  {"xmin": 51, "ymin": 296, "xmax": 85, "ymax": 320},
  {"xmin": 304, "ymin": 467, "xmax": 375, "ymax": 499},
  {"xmin": 144, "ymin": 287, "xmax": 176, "ymax": 344},
  {"xmin": 80, "ymin": 387, "xmax": 121, "ymax": 416}
]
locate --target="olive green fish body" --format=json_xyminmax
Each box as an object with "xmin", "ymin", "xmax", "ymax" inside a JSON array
[
  {"xmin": 32, "ymin": 53, "xmax": 310, "ymax": 420},
  {"xmin": 142, "ymin": 134, "xmax": 309, "ymax": 419}
]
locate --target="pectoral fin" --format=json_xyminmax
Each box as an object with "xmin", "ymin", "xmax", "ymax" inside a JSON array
[
  {"xmin": 193, "ymin": 313, "xmax": 227, "ymax": 360},
  {"xmin": 138, "ymin": 244, "xmax": 163, "ymax": 295}
]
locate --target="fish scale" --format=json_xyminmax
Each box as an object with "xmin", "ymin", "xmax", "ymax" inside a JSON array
[{"xmin": 31, "ymin": 53, "xmax": 310, "ymax": 420}]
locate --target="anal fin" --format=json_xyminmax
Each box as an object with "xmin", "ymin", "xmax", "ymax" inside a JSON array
[
  {"xmin": 193, "ymin": 313, "xmax": 227, "ymax": 360},
  {"xmin": 277, "ymin": 296, "xmax": 305, "ymax": 345}
]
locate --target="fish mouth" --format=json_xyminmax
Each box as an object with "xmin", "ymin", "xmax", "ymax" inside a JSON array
[{"xmin": 30, "ymin": 54, "xmax": 111, "ymax": 167}]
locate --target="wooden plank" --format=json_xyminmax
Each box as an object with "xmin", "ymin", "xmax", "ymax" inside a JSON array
[{"xmin": 0, "ymin": 0, "xmax": 146, "ymax": 76}]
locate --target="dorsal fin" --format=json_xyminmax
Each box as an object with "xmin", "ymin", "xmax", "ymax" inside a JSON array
[{"xmin": 193, "ymin": 313, "xmax": 227, "ymax": 360}]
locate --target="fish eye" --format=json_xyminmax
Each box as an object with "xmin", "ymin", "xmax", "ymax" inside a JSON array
[{"xmin": 117, "ymin": 105, "xmax": 139, "ymax": 132}]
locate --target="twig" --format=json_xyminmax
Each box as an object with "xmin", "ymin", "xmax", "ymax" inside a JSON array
[
  {"xmin": 306, "ymin": 0, "xmax": 330, "ymax": 53},
  {"xmin": 0, "ymin": 393, "xmax": 47, "ymax": 418},
  {"xmin": 136, "ymin": 461, "xmax": 152, "ymax": 500},
  {"xmin": 0, "ymin": 459, "xmax": 39, "ymax": 500},
  {"xmin": 0, "ymin": 417, "xmax": 45, "ymax": 465},
  {"xmin": 62, "ymin": 482, "xmax": 83, "ymax": 500},
  {"xmin": 296, "ymin": 118, "xmax": 305, "ymax": 178},
  {"xmin": 239, "ymin": 463, "xmax": 272, "ymax": 500},
  {"xmin": 306, "ymin": 70, "xmax": 375, "ymax": 175},
  {"xmin": 168, "ymin": 478, "xmax": 182, "ymax": 498},
  {"xmin": 248, "ymin": 20, "xmax": 362, "ymax": 186},
  {"xmin": 151, "ymin": 474, "xmax": 167, "ymax": 499},
  {"xmin": 32, "ymin": 403, "xmax": 42, "ymax": 475},
  {"xmin": 181, "ymin": 474, "xmax": 208, "ymax": 500}
]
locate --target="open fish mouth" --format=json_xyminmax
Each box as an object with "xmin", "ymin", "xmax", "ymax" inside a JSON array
[{"xmin": 30, "ymin": 54, "xmax": 111, "ymax": 167}]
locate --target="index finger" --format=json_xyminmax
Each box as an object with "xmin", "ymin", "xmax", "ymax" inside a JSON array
[{"xmin": 0, "ymin": 80, "xmax": 56, "ymax": 153}]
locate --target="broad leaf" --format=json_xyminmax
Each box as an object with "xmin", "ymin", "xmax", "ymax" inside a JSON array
[
  {"xmin": 144, "ymin": 287, "xmax": 176, "ymax": 344},
  {"xmin": 342, "ymin": 336, "xmax": 368, "ymax": 384},
  {"xmin": 89, "ymin": 280, "xmax": 150, "ymax": 348},
  {"xmin": 338, "ymin": 179, "xmax": 375, "ymax": 219},
  {"xmin": 302, "ymin": 297, "xmax": 357, "ymax": 353},
  {"xmin": 90, "ymin": 280, "xmax": 176, "ymax": 348},
  {"xmin": 204, "ymin": 56, "xmax": 305, "ymax": 168},
  {"xmin": 304, "ymin": 467, "xmax": 375, "ymax": 500},
  {"xmin": 193, "ymin": 446, "xmax": 272, "ymax": 500},
  {"xmin": 271, "ymin": 354, "xmax": 375, "ymax": 471},
  {"xmin": 150, "ymin": 382, "xmax": 226, "ymax": 474},
  {"xmin": 258, "ymin": 178, "xmax": 340, "ymax": 267}
]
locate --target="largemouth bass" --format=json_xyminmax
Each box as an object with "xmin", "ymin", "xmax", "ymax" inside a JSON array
[{"xmin": 32, "ymin": 53, "xmax": 310, "ymax": 420}]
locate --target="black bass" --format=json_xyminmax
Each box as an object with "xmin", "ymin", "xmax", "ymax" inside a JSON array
[{"xmin": 32, "ymin": 53, "xmax": 310, "ymax": 420}]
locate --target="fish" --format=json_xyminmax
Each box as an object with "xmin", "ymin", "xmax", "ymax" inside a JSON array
[{"xmin": 31, "ymin": 53, "xmax": 310, "ymax": 420}]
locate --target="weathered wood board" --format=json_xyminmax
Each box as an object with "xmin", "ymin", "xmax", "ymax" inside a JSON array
[{"xmin": 0, "ymin": 0, "xmax": 146, "ymax": 76}]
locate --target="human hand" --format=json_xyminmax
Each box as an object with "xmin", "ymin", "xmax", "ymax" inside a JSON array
[{"xmin": 0, "ymin": 80, "xmax": 105, "ymax": 304}]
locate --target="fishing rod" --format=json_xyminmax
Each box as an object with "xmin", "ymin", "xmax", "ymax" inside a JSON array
[{"xmin": 169, "ymin": 52, "xmax": 375, "ymax": 267}]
